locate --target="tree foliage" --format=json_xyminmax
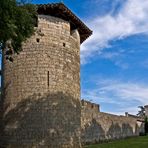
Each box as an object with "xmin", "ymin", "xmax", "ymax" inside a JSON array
[
  {"xmin": 137, "ymin": 106, "xmax": 145, "ymax": 118},
  {"xmin": 144, "ymin": 117, "xmax": 148, "ymax": 134},
  {"xmin": 0, "ymin": 0, "xmax": 37, "ymax": 59}
]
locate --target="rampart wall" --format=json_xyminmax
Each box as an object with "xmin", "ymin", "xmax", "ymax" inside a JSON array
[{"xmin": 81, "ymin": 100, "xmax": 145, "ymax": 144}]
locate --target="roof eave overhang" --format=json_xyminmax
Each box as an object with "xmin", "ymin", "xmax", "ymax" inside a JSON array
[{"xmin": 37, "ymin": 3, "xmax": 92, "ymax": 44}]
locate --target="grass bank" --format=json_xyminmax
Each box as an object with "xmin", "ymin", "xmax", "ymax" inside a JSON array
[{"xmin": 84, "ymin": 136, "xmax": 148, "ymax": 148}]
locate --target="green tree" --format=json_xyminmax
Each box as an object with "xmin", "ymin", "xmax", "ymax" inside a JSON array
[
  {"xmin": 137, "ymin": 106, "xmax": 145, "ymax": 118},
  {"xmin": 0, "ymin": 0, "xmax": 37, "ymax": 61},
  {"xmin": 144, "ymin": 117, "xmax": 148, "ymax": 134}
]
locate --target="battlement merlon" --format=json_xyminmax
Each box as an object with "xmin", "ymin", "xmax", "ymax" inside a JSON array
[
  {"xmin": 81, "ymin": 100, "xmax": 100, "ymax": 112},
  {"xmin": 37, "ymin": 3, "xmax": 92, "ymax": 44}
]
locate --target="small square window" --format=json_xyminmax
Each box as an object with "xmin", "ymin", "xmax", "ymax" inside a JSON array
[
  {"xmin": 63, "ymin": 43, "xmax": 66, "ymax": 47},
  {"xmin": 36, "ymin": 38, "xmax": 40, "ymax": 43}
]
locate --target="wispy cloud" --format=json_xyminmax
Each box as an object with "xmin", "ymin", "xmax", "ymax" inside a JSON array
[
  {"xmin": 81, "ymin": 0, "xmax": 148, "ymax": 64},
  {"xmin": 98, "ymin": 80, "xmax": 148, "ymax": 104},
  {"xmin": 141, "ymin": 59, "xmax": 148, "ymax": 69},
  {"xmin": 99, "ymin": 49, "xmax": 130, "ymax": 69},
  {"xmin": 81, "ymin": 78, "xmax": 148, "ymax": 114},
  {"xmin": 109, "ymin": 107, "xmax": 140, "ymax": 115},
  {"xmin": 100, "ymin": 51, "xmax": 122, "ymax": 60}
]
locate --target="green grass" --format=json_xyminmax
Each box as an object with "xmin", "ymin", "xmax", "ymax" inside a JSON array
[{"xmin": 84, "ymin": 136, "xmax": 148, "ymax": 148}]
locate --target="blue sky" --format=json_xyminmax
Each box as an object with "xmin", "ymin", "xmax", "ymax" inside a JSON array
[{"xmin": 33, "ymin": 0, "xmax": 148, "ymax": 115}]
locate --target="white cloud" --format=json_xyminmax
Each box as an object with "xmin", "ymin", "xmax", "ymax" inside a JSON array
[
  {"xmin": 81, "ymin": 79, "xmax": 148, "ymax": 115},
  {"xmin": 81, "ymin": 0, "xmax": 148, "ymax": 64},
  {"xmin": 99, "ymin": 80, "xmax": 148, "ymax": 104},
  {"xmin": 100, "ymin": 51, "xmax": 121, "ymax": 59},
  {"xmin": 109, "ymin": 107, "xmax": 140, "ymax": 115},
  {"xmin": 114, "ymin": 60, "xmax": 129, "ymax": 69}
]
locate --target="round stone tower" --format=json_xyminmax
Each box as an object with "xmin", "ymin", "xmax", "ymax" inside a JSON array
[{"xmin": 0, "ymin": 3, "xmax": 92, "ymax": 148}]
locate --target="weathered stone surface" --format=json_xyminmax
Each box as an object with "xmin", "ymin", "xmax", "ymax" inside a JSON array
[
  {"xmin": 1, "ymin": 15, "xmax": 81, "ymax": 148},
  {"xmin": 81, "ymin": 100, "xmax": 145, "ymax": 145}
]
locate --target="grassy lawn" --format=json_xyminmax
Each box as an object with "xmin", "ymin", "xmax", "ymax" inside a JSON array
[{"xmin": 84, "ymin": 136, "xmax": 148, "ymax": 148}]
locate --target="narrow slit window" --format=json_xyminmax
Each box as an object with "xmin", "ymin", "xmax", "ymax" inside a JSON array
[{"xmin": 47, "ymin": 71, "xmax": 49, "ymax": 87}]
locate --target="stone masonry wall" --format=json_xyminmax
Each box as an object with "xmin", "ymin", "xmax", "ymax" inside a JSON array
[
  {"xmin": 1, "ymin": 15, "xmax": 81, "ymax": 148},
  {"xmin": 81, "ymin": 100, "xmax": 144, "ymax": 145}
]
